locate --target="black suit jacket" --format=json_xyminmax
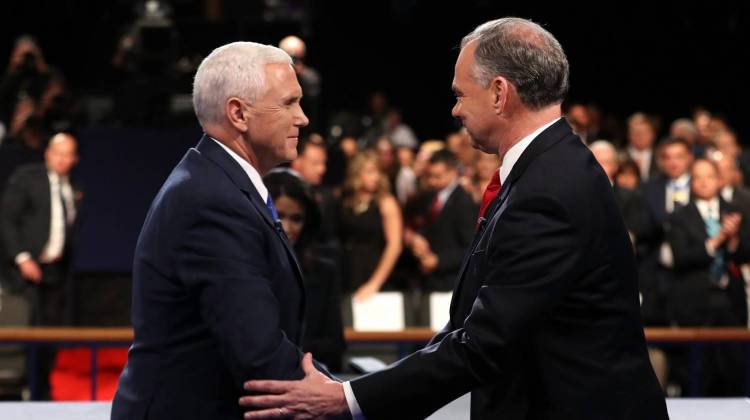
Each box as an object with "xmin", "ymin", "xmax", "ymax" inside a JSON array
[
  {"xmin": 612, "ymin": 184, "xmax": 647, "ymax": 239},
  {"xmin": 301, "ymin": 250, "xmax": 346, "ymax": 373},
  {"xmin": 636, "ymin": 174, "xmax": 687, "ymax": 326},
  {"xmin": 111, "ymin": 136, "xmax": 310, "ymax": 420},
  {"xmin": 349, "ymin": 119, "xmax": 667, "ymax": 420},
  {"xmin": 422, "ymin": 185, "xmax": 477, "ymax": 291},
  {"xmin": 1, "ymin": 163, "xmax": 81, "ymax": 290},
  {"xmin": 667, "ymin": 199, "xmax": 750, "ymax": 326}
]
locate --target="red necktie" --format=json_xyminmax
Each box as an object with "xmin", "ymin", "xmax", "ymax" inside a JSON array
[
  {"xmin": 478, "ymin": 171, "xmax": 502, "ymax": 219},
  {"xmin": 428, "ymin": 194, "xmax": 441, "ymax": 225}
]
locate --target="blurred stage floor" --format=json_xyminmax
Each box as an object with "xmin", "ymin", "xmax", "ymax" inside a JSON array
[{"xmin": 0, "ymin": 397, "xmax": 748, "ymax": 419}]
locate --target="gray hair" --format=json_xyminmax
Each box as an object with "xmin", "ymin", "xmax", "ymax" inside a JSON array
[
  {"xmin": 461, "ymin": 17, "xmax": 569, "ymax": 110},
  {"xmin": 192, "ymin": 41, "xmax": 292, "ymax": 128},
  {"xmin": 670, "ymin": 118, "xmax": 698, "ymax": 136}
]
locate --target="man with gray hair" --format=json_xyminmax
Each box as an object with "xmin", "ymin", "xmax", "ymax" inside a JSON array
[
  {"xmin": 242, "ymin": 17, "xmax": 667, "ymax": 420},
  {"xmin": 111, "ymin": 41, "xmax": 311, "ymax": 420}
]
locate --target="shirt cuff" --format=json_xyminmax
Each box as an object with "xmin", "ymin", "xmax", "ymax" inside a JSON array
[
  {"xmin": 15, "ymin": 252, "xmax": 32, "ymax": 265},
  {"xmin": 343, "ymin": 381, "xmax": 366, "ymax": 420}
]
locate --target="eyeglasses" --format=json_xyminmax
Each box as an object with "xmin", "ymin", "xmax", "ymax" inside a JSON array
[{"xmin": 277, "ymin": 212, "xmax": 305, "ymax": 224}]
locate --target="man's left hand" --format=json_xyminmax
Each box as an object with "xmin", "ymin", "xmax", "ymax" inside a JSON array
[{"xmin": 241, "ymin": 353, "xmax": 351, "ymax": 419}]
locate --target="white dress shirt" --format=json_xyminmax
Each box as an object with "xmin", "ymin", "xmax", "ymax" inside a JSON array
[
  {"xmin": 499, "ymin": 118, "xmax": 560, "ymax": 185},
  {"xmin": 343, "ymin": 117, "xmax": 561, "ymax": 419},
  {"xmin": 628, "ymin": 147, "xmax": 653, "ymax": 181},
  {"xmin": 211, "ymin": 138, "xmax": 268, "ymax": 202}
]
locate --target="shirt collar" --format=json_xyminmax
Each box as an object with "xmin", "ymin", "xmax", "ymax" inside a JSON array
[
  {"xmin": 695, "ymin": 197, "xmax": 720, "ymax": 220},
  {"xmin": 628, "ymin": 146, "xmax": 652, "ymax": 158},
  {"xmin": 210, "ymin": 137, "xmax": 268, "ymax": 202},
  {"xmin": 671, "ymin": 173, "xmax": 690, "ymax": 187},
  {"xmin": 499, "ymin": 118, "xmax": 560, "ymax": 185},
  {"xmin": 437, "ymin": 181, "xmax": 459, "ymax": 206}
]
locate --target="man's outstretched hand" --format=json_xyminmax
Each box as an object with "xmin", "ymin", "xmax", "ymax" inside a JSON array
[{"xmin": 240, "ymin": 353, "xmax": 351, "ymax": 419}]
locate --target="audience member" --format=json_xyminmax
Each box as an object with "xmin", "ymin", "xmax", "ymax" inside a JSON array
[
  {"xmin": 1, "ymin": 133, "xmax": 80, "ymax": 398},
  {"xmin": 625, "ymin": 112, "xmax": 660, "ymax": 181},
  {"xmin": 338, "ymin": 151, "xmax": 403, "ymax": 301},
  {"xmin": 406, "ymin": 149, "xmax": 476, "ymax": 291},
  {"xmin": 279, "ymin": 35, "xmax": 322, "ymax": 134}
]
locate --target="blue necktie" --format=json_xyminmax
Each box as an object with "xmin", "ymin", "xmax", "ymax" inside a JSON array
[
  {"xmin": 266, "ymin": 195, "xmax": 279, "ymax": 222},
  {"xmin": 705, "ymin": 213, "xmax": 725, "ymax": 287}
]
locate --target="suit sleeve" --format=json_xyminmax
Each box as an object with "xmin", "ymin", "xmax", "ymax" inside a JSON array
[
  {"xmin": 350, "ymin": 193, "xmax": 581, "ymax": 420},
  {"xmin": 668, "ymin": 213, "xmax": 713, "ymax": 270},
  {"xmin": 1, "ymin": 169, "xmax": 30, "ymax": 260},
  {"xmin": 174, "ymin": 199, "xmax": 304, "ymax": 387}
]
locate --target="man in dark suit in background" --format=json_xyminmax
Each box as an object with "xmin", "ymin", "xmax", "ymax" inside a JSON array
[
  {"xmin": 241, "ymin": 17, "xmax": 667, "ymax": 420},
  {"xmin": 407, "ymin": 149, "xmax": 477, "ymax": 292},
  {"xmin": 111, "ymin": 41, "xmax": 314, "ymax": 420},
  {"xmin": 1, "ymin": 132, "xmax": 80, "ymax": 398},
  {"xmin": 638, "ymin": 137, "xmax": 694, "ymax": 327}
]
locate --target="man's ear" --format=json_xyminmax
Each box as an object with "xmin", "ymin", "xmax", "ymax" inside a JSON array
[
  {"xmin": 226, "ymin": 97, "xmax": 249, "ymax": 132},
  {"xmin": 490, "ymin": 76, "xmax": 510, "ymax": 115}
]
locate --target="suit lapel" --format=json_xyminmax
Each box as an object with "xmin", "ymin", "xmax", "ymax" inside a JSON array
[
  {"xmin": 195, "ymin": 136, "xmax": 305, "ymax": 302},
  {"xmin": 449, "ymin": 119, "xmax": 577, "ymax": 319}
]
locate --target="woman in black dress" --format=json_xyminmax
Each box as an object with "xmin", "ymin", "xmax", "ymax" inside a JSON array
[{"xmin": 339, "ymin": 150, "xmax": 403, "ymax": 301}]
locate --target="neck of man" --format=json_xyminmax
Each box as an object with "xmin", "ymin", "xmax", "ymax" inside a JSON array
[
  {"xmin": 495, "ymin": 104, "xmax": 561, "ymax": 162},
  {"xmin": 207, "ymin": 125, "xmax": 270, "ymax": 175}
]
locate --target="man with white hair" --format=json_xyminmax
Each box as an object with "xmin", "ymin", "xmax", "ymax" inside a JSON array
[{"xmin": 111, "ymin": 41, "xmax": 311, "ymax": 420}]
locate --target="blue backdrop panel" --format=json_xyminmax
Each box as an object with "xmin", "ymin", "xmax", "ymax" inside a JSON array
[{"xmin": 74, "ymin": 126, "xmax": 202, "ymax": 273}]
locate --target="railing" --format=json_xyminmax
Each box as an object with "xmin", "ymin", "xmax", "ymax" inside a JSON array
[{"xmin": 1, "ymin": 327, "xmax": 749, "ymax": 399}]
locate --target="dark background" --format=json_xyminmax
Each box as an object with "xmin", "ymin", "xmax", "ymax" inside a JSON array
[{"xmin": 1, "ymin": 1, "xmax": 748, "ymax": 140}]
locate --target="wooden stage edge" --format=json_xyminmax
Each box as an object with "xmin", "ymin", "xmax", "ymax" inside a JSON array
[{"xmin": 0, "ymin": 327, "xmax": 749, "ymax": 343}]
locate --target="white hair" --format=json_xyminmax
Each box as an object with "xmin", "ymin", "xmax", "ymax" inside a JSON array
[
  {"xmin": 589, "ymin": 140, "xmax": 616, "ymax": 155},
  {"xmin": 192, "ymin": 41, "xmax": 292, "ymax": 128},
  {"xmin": 589, "ymin": 140, "xmax": 617, "ymax": 154}
]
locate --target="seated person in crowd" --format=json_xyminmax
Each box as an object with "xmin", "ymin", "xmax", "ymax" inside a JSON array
[{"xmin": 264, "ymin": 170, "xmax": 345, "ymax": 372}]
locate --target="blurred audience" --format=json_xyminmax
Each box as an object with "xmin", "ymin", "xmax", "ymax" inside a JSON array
[
  {"xmin": 384, "ymin": 108, "xmax": 418, "ymax": 150},
  {"xmin": 668, "ymin": 158, "xmax": 749, "ymax": 395}
]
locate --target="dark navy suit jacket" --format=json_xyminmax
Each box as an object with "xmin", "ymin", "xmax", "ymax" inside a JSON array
[
  {"xmin": 350, "ymin": 120, "xmax": 667, "ymax": 420},
  {"xmin": 111, "ymin": 136, "xmax": 306, "ymax": 420}
]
